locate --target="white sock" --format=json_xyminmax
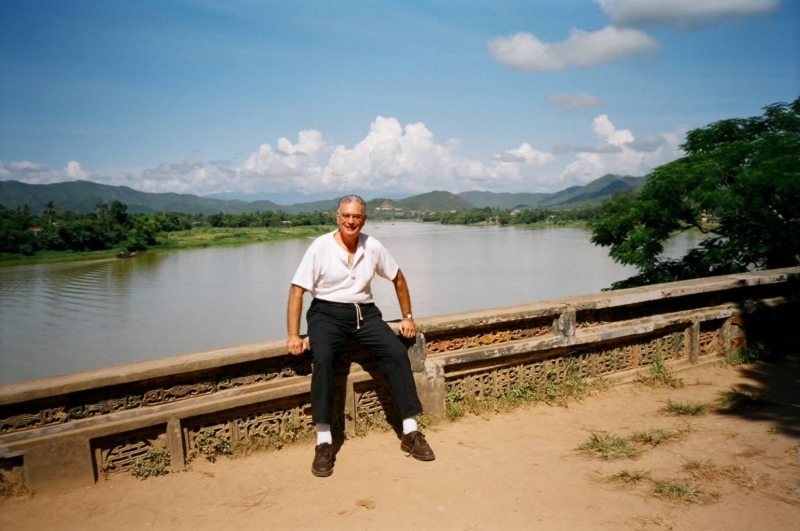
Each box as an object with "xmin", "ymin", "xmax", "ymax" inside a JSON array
[
  {"xmin": 316, "ymin": 423, "xmax": 332, "ymax": 445},
  {"xmin": 402, "ymin": 417, "xmax": 418, "ymax": 435}
]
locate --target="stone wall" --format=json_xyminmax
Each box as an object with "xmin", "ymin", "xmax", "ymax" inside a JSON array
[{"xmin": 1, "ymin": 267, "xmax": 798, "ymax": 492}]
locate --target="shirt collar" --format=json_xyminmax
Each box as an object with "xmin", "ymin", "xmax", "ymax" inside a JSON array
[{"xmin": 332, "ymin": 231, "xmax": 366, "ymax": 266}]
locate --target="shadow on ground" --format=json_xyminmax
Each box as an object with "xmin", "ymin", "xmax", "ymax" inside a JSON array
[{"xmin": 721, "ymin": 339, "xmax": 800, "ymax": 438}]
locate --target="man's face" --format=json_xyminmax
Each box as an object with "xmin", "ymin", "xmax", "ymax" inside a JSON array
[{"xmin": 337, "ymin": 200, "xmax": 366, "ymax": 238}]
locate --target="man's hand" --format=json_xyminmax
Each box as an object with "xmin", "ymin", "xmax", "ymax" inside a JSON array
[
  {"xmin": 287, "ymin": 334, "xmax": 308, "ymax": 356},
  {"xmin": 398, "ymin": 317, "xmax": 416, "ymax": 339}
]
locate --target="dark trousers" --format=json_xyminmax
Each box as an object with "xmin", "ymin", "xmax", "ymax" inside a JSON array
[{"xmin": 306, "ymin": 298, "xmax": 423, "ymax": 424}]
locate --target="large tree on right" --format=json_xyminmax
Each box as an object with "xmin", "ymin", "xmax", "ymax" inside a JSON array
[{"xmin": 591, "ymin": 97, "xmax": 800, "ymax": 289}]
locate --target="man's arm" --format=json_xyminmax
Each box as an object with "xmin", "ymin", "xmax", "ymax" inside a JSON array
[
  {"xmin": 392, "ymin": 269, "xmax": 415, "ymax": 339},
  {"xmin": 286, "ymin": 284, "xmax": 308, "ymax": 355}
]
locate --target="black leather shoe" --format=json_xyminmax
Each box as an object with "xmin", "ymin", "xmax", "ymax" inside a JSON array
[
  {"xmin": 311, "ymin": 443, "xmax": 334, "ymax": 477},
  {"xmin": 400, "ymin": 431, "xmax": 435, "ymax": 461}
]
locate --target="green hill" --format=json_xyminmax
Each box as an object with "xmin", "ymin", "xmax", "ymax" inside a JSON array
[
  {"xmin": 457, "ymin": 191, "xmax": 549, "ymax": 209},
  {"xmin": 396, "ymin": 191, "xmax": 473, "ymax": 212},
  {"xmin": 458, "ymin": 174, "xmax": 645, "ymax": 209},
  {"xmin": 0, "ymin": 180, "xmax": 282, "ymax": 215},
  {"xmin": 0, "ymin": 173, "xmax": 645, "ymax": 216}
]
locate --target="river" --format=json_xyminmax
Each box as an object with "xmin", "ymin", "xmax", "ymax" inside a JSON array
[{"xmin": 0, "ymin": 223, "xmax": 702, "ymax": 384}]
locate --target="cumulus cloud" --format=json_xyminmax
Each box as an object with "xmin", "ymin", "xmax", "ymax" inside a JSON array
[
  {"xmin": 489, "ymin": 26, "xmax": 659, "ymax": 71},
  {"xmin": 596, "ymin": 0, "xmax": 781, "ymax": 29},
  {"xmin": 64, "ymin": 161, "xmax": 90, "ymax": 180},
  {"xmin": 1, "ymin": 115, "xmax": 688, "ymax": 196},
  {"xmin": 560, "ymin": 115, "xmax": 684, "ymax": 186},
  {"xmin": 547, "ymin": 93, "xmax": 603, "ymax": 112}
]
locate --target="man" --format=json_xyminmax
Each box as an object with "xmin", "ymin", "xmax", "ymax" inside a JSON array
[{"xmin": 286, "ymin": 195, "xmax": 435, "ymax": 477}]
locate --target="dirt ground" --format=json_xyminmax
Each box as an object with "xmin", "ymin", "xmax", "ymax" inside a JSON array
[{"xmin": 2, "ymin": 359, "xmax": 798, "ymax": 531}]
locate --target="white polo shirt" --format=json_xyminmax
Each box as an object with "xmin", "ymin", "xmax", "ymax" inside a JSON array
[{"xmin": 291, "ymin": 231, "xmax": 400, "ymax": 304}]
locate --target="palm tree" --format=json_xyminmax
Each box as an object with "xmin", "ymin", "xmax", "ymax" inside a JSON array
[
  {"xmin": 95, "ymin": 201, "xmax": 110, "ymax": 221},
  {"xmin": 42, "ymin": 201, "xmax": 57, "ymax": 227}
]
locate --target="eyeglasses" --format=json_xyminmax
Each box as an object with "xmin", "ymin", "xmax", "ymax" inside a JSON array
[{"xmin": 338, "ymin": 213, "xmax": 365, "ymax": 221}]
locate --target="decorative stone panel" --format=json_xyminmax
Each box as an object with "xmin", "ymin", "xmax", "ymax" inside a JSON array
[
  {"xmin": 354, "ymin": 381, "xmax": 398, "ymax": 428},
  {"xmin": 0, "ymin": 356, "xmax": 313, "ymax": 436},
  {"xmin": 426, "ymin": 317, "xmax": 552, "ymax": 354},
  {"xmin": 184, "ymin": 397, "xmax": 314, "ymax": 454},
  {"xmin": 92, "ymin": 426, "xmax": 167, "ymax": 476},
  {"xmin": 699, "ymin": 320, "xmax": 725, "ymax": 357},
  {"xmin": 444, "ymin": 328, "xmax": 686, "ymax": 400}
]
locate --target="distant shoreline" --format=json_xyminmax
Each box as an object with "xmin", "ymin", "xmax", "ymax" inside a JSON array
[
  {"xmin": 0, "ymin": 221, "xmax": 598, "ymax": 267},
  {"xmin": 0, "ymin": 225, "xmax": 332, "ymax": 267}
]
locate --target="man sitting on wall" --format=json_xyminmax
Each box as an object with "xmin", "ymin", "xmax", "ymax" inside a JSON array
[{"xmin": 285, "ymin": 194, "xmax": 435, "ymax": 477}]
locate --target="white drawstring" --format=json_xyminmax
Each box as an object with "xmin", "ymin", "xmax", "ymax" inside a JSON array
[{"xmin": 354, "ymin": 303, "xmax": 363, "ymax": 330}]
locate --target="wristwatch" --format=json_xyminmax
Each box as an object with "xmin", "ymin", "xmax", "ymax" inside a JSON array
[{"xmin": 404, "ymin": 313, "xmax": 413, "ymax": 319}]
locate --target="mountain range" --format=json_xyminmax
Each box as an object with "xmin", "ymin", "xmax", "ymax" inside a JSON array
[{"xmin": 0, "ymin": 174, "xmax": 645, "ymax": 215}]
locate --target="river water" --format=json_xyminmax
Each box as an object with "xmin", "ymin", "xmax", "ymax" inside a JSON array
[{"xmin": 0, "ymin": 223, "xmax": 702, "ymax": 384}]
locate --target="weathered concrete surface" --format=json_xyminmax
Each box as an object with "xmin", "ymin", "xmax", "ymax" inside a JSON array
[{"xmin": 21, "ymin": 433, "xmax": 95, "ymax": 494}]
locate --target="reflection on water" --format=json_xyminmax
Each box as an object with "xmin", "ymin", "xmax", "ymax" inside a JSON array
[{"xmin": 0, "ymin": 224, "xmax": 703, "ymax": 384}]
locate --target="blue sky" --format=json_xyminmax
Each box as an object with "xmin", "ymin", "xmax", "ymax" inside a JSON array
[{"xmin": 1, "ymin": 0, "xmax": 798, "ymax": 200}]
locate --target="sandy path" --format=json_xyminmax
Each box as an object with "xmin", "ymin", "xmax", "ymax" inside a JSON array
[{"xmin": 2, "ymin": 361, "xmax": 798, "ymax": 531}]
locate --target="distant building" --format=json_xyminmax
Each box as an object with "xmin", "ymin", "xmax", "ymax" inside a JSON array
[{"xmin": 28, "ymin": 226, "xmax": 43, "ymax": 235}]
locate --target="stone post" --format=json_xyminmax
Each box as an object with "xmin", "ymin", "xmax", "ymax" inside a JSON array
[
  {"xmin": 167, "ymin": 418, "xmax": 185, "ymax": 470},
  {"xmin": 410, "ymin": 333, "xmax": 446, "ymax": 418}
]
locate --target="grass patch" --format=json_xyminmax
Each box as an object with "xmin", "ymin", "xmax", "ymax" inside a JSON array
[
  {"xmin": 635, "ymin": 355, "xmax": 684, "ymax": 388},
  {"xmin": 630, "ymin": 429, "xmax": 680, "ymax": 447},
  {"xmin": 607, "ymin": 469, "xmax": 650, "ymax": 487},
  {"xmin": 682, "ymin": 460, "xmax": 765, "ymax": 489},
  {"xmin": 725, "ymin": 341, "xmax": 772, "ymax": 365},
  {"xmin": 130, "ymin": 448, "xmax": 171, "ymax": 479},
  {"xmin": 578, "ymin": 432, "xmax": 640, "ymax": 461},
  {"xmin": 663, "ymin": 399, "xmax": 709, "ymax": 416},
  {"xmin": 681, "ymin": 459, "xmax": 717, "ymax": 478},
  {"xmin": 445, "ymin": 361, "xmax": 611, "ymax": 422},
  {"xmin": 716, "ymin": 387, "xmax": 763, "ymax": 412},
  {"xmin": 156, "ymin": 226, "xmax": 331, "ymax": 250},
  {"xmin": 0, "ymin": 474, "xmax": 32, "ymax": 498},
  {"xmin": 653, "ymin": 479, "xmax": 718, "ymax": 504}
]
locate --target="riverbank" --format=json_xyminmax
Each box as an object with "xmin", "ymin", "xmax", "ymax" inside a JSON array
[{"xmin": 0, "ymin": 225, "xmax": 333, "ymax": 267}]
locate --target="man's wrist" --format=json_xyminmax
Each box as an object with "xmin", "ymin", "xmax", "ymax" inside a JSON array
[{"xmin": 403, "ymin": 313, "xmax": 413, "ymax": 320}]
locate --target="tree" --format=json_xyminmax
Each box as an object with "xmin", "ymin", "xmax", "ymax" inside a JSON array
[
  {"xmin": 95, "ymin": 201, "xmax": 110, "ymax": 221},
  {"xmin": 110, "ymin": 200, "xmax": 129, "ymax": 226},
  {"xmin": 42, "ymin": 201, "xmax": 58, "ymax": 227},
  {"xmin": 591, "ymin": 97, "xmax": 800, "ymax": 289}
]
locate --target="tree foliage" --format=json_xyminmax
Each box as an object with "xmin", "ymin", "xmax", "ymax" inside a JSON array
[
  {"xmin": 591, "ymin": 97, "xmax": 800, "ymax": 289},
  {"xmin": 0, "ymin": 203, "xmax": 335, "ymax": 256}
]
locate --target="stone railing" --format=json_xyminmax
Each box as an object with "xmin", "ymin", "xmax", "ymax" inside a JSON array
[{"xmin": 1, "ymin": 267, "xmax": 798, "ymax": 492}]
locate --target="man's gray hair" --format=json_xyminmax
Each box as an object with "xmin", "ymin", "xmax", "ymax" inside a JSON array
[{"xmin": 337, "ymin": 195, "xmax": 367, "ymax": 213}]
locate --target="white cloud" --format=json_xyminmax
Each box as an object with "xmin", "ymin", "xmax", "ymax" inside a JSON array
[
  {"xmin": 547, "ymin": 93, "xmax": 603, "ymax": 112},
  {"xmin": 596, "ymin": 0, "xmax": 781, "ymax": 29},
  {"xmin": 489, "ymin": 26, "xmax": 659, "ymax": 71},
  {"xmin": 0, "ymin": 116, "xmax": 688, "ymax": 196},
  {"xmin": 560, "ymin": 115, "xmax": 685, "ymax": 186},
  {"xmin": 64, "ymin": 161, "xmax": 90, "ymax": 180},
  {"xmin": 4, "ymin": 161, "xmax": 50, "ymax": 173}
]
